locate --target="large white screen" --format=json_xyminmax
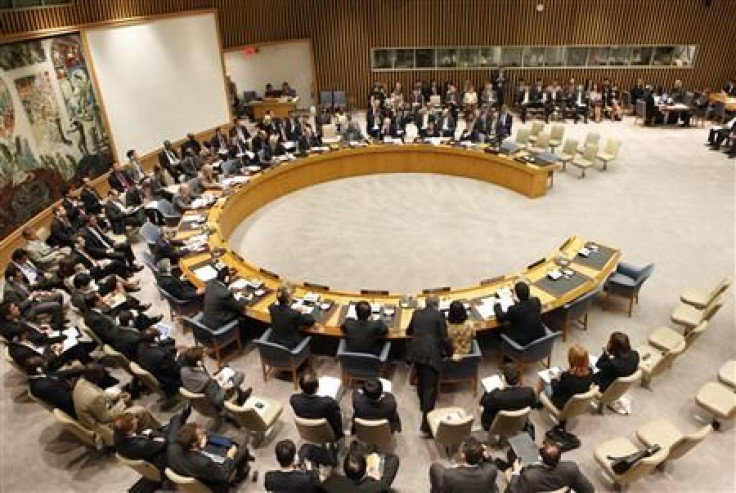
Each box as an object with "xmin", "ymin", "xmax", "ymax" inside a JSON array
[
  {"xmin": 85, "ymin": 13, "xmax": 230, "ymax": 163},
  {"xmin": 224, "ymin": 40, "xmax": 314, "ymax": 108}
]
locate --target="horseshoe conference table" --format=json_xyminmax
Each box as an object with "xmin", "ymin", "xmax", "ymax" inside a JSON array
[{"xmin": 178, "ymin": 145, "xmax": 620, "ymax": 339}]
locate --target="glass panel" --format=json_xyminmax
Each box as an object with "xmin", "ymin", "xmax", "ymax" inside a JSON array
[
  {"xmin": 652, "ymin": 46, "xmax": 675, "ymax": 66},
  {"xmin": 523, "ymin": 47, "xmax": 545, "ymax": 67},
  {"xmin": 43, "ymin": 0, "xmax": 71, "ymax": 5},
  {"xmin": 394, "ymin": 49, "xmax": 414, "ymax": 69},
  {"xmin": 587, "ymin": 47, "xmax": 609, "ymax": 66},
  {"xmin": 544, "ymin": 47, "xmax": 565, "ymax": 67},
  {"xmin": 607, "ymin": 46, "xmax": 630, "ymax": 66},
  {"xmin": 478, "ymin": 47, "xmax": 500, "ymax": 67},
  {"xmin": 566, "ymin": 47, "xmax": 588, "ymax": 67},
  {"xmin": 415, "ymin": 48, "xmax": 435, "ymax": 68},
  {"xmin": 436, "ymin": 48, "xmax": 457, "ymax": 68},
  {"xmin": 501, "ymin": 47, "xmax": 523, "ymax": 67},
  {"xmin": 0, "ymin": 0, "xmax": 13, "ymax": 7},
  {"xmin": 458, "ymin": 48, "xmax": 479, "ymax": 68},
  {"xmin": 630, "ymin": 46, "xmax": 653, "ymax": 66},
  {"xmin": 672, "ymin": 45, "xmax": 696, "ymax": 67},
  {"xmin": 13, "ymin": 0, "xmax": 42, "ymax": 6},
  {"xmin": 372, "ymin": 49, "xmax": 393, "ymax": 69}
]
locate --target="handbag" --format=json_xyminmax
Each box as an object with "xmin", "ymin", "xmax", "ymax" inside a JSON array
[
  {"xmin": 544, "ymin": 425, "xmax": 580, "ymax": 452},
  {"xmin": 608, "ymin": 444, "xmax": 661, "ymax": 475}
]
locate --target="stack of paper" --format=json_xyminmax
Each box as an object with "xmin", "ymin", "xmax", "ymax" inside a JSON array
[
  {"xmin": 317, "ymin": 376, "xmax": 342, "ymax": 400},
  {"xmin": 222, "ymin": 176, "xmax": 249, "ymax": 187},
  {"xmin": 193, "ymin": 264, "xmax": 218, "ymax": 282},
  {"xmin": 304, "ymin": 292, "xmax": 320, "ymax": 303},
  {"xmin": 215, "ymin": 367, "xmax": 236, "ymax": 386},
  {"xmin": 379, "ymin": 378, "xmax": 392, "ymax": 394},
  {"xmin": 482, "ymin": 374, "xmax": 504, "ymax": 393},
  {"xmin": 538, "ymin": 366, "xmax": 562, "ymax": 384},
  {"xmin": 475, "ymin": 298, "xmax": 496, "ymax": 319},
  {"xmin": 229, "ymin": 279, "xmax": 248, "ymax": 291}
]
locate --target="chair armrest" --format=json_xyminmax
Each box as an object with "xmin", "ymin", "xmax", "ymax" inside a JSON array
[
  {"xmin": 336, "ymin": 339, "xmax": 348, "ymax": 356},
  {"xmin": 467, "ymin": 339, "xmax": 482, "ymax": 359},
  {"xmin": 255, "ymin": 328, "xmax": 274, "ymax": 345},
  {"xmin": 500, "ymin": 333, "xmax": 525, "ymax": 351},
  {"xmin": 378, "ymin": 341, "xmax": 392, "ymax": 362},
  {"xmin": 616, "ymin": 261, "xmax": 641, "ymax": 279},
  {"xmin": 290, "ymin": 336, "xmax": 312, "ymax": 355},
  {"xmin": 209, "ymin": 319, "xmax": 239, "ymax": 337}
]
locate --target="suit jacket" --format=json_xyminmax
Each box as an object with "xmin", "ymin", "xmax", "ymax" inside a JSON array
[
  {"xmin": 24, "ymin": 240, "xmax": 61, "ymax": 269},
  {"xmin": 166, "ymin": 443, "xmax": 236, "ymax": 493},
  {"xmin": 550, "ymin": 371, "xmax": 594, "ymax": 410},
  {"xmin": 81, "ymin": 225, "xmax": 115, "ymax": 258},
  {"xmin": 432, "ymin": 462, "xmax": 498, "ymax": 493},
  {"xmin": 352, "ymin": 390, "xmax": 401, "ymax": 432},
  {"xmin": 406, "ymin": 307, "xmax": 450, "ymax": 372},
  {"xmin": 264, "ymin": 468, "xmax": 322, "ymax": 492},
  {"xmin": 594, "ymin": 350, "xmax": 640, "ymax": 392},
  {"xmin": 322, "ymin": 475, "xmax": 390, "ymax": 493},
  {"xmin": 3, "ymin": 279, "xmax": 34, "ymax": 312},
  {"xmin": 180, "ymin": 365, "xmax": 228, "ymax": 409},
  {"xmin": 172, "ymin": 192, "xmax": 193, "ymax": 215},
  {"xmin": 157, "ymin": 273, "xmax": 199, "ymax": 302},
  {"xmin": 158, "ymin": 148, "xmax": 181, "ymax": 168},
  {"xmin": 341, "ymin": 318, "xmax": 388, "ymax": 355},
  {"xmin": 495, "ymin": 297, "xmax": 545, "ymax": 347},
  {"xmin": 480, "ymin": 386, "xmax": 537, "ymax": 430},
  {"xmin": 201, "ymin": 280, "xmax": 247, "ymax": 328},
  {"xmin": 507, "ymin": 462, "xmax": 594, "ymax": 493},
  {"xmin": 268, "ymin": 303, "xmax": 314, "ymax": 349},
  {"xmin": 114, "ymin": 409, "xmax": 186, "ymax": 471},
  {"xmin": 108, "ymin": 170, "xmax": 134, "ymax": 192},
  {"xmin": 80, "ymin": 187, "xmax": 103, "ymax": 214},
  {"xmin": 290, "ymin": 392, "xmax": 344, "ymax": 438},
  {"xmin": 73, "ymin": 377, "xmax": 126, "ymax": 445},
  {"xmin": 49, "ymin": 216, "xmax": 76, "ymax": 247},
  {"xmin": 496, "ymin": 112, "xmax": 513, "ymax": 137},
  {"xmin": 29, "ymin": 371, "xmax": 78, "ymax": 418},
  {"xmin": 84, "ymin": 308, "xmax": 141, "ymax": 359},
  {"xmin": 137, "ymin": 342, "xmax": 181, "ymax": 386}
]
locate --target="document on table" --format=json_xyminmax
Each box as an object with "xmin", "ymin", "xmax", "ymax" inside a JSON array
[
  {"xmin": 475, "ymin": 297, "xmax": 496, "ymax": 319},
  {"xmin": 589, "ymin": 354, "xmax": 600, "ymax": 373},
  {"xmin": 379, "ymin": 378, "xmax": 392, "ymax": 394},
  {"xmin": 181, "ymin": 214, "xmax": 202, "ymax": 223},
  {"xmin": 215, "ymin": 367, "xmax": 236, "ymax": 386},
  {"xmin": 193, "ymin": 264, "xmax": 218, "ymax": 282},
  {"xmin": 346, "ymin": 304, "xmax": 357, "ymax": 320},
  {"xmin": 317, "ymin": 376, "xmax": 342, "ymax": 400},
  {"xmin": 229, "ymin": 279, "xmax": 248, "ymax": 291},
  {"xmin": 482, "ymin": 374, "xmax": 504, "ymax": 393}
]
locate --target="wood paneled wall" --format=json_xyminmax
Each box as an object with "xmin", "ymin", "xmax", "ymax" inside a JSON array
[{"xmin": 2, "ymin": 0, "xmax": 735, "ymax": 107}]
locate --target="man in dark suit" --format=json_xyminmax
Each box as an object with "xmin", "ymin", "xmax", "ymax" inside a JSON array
[
  {"xmin": 104, "ymin": 189, "xmax": 146, "ymax": 234},
  {"xmin": 181, "ymin": 133, "xmax": 202, "ymax": 157},
  {"xmin": 48, "ymin": 206, "xmax": 76, "ymax": 248},
  {"xmin": 480, "ymin": 365, "xmax": 537, "ymax": 430},
  {"xmin": 24, "ymin": 355, "xmax": 80, "ymax": 418},
  {"xmin": 429, "ymin": 437, "xmax": 498, "ymax": 493},
  {"xmin": 290, "ymin": 370, "xmax": 344, "ymax": 440},
  {"xmin": 136, "ymin": 327, "xmax": 181, "ymax": 397},
  {"xmin": 83, "ymin": 293, "xmax": 142, "ymax": 359},
  {"xmin": 264, "ymin": 439, "xmax": 323, "ymax": 492},
  {"xmin": 494, "ymin": 282, "xmax": 545, "ymax": 347},
  {"xmin": 167, "ymin": 423, "xmax": 252, "ymax": 493},
  {"xmin": 268, "ymin": 284, "xmax": 315, "ymax": 349},
  {"xmin": 322, "ymin": 450, "xmax": 399, "ymax": 492},
  {"xmin": 352, "ymin": 378, "xmax": 401, "ymax": 433},
  {"xmin": 80, "ymin": 176, "xmax": 104, "ymax": 215},
  {"xmin": 201, "ymin": 267, "xmax": 248, "ymax": 328},
  {"xmin": 155, "ymin": 258, "xmax": 202, "ymax": 302},
  {"xmin": 507, "ymin": 441, "xmax": 594, "ymax": 493},
  {"xmin": 3, "ymin": 265, "xmax": 64, "ymax": 329},
  {"xmin": 158, "ymin": 140, "xmax": 181, "ymax": 182},
  {"xmin": 108, "ymin": 162, "xmax": 135, "ymax": 192},
  {"xmin": 406, "ymin": 295, "xmax": 451, "ymax": 435},
  {"xmin": 80, "ymin": 215, "xmax": 142, "ymax": 272},
  {"xmin": 516, "ymin": 78, "xmax": 531, "ymax": 123},
  {"xmin": 495, "ymin": 105, "xmax": 513, "ymax": 141},
  {"xmin": 340, "ymin": 300, "xmax": 388, "ymax": 355}
]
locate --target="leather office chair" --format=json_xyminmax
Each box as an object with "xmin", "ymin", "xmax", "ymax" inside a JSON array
[
  {"xmin": 427, "ymin": 407, "xmax": 474, "ymax": 456},
  {"xmin": 570, "ymin": 144, "xmax": 598, "ymax": 178},
  {"xmin": 254, "ymin": 328, "xmax": 311, "ymax": 390},
  {"xmin": 529, "ymin": 132, "xmax": 551, "ymax": 154},
  {"xmin": 594, "ymin": 435, "xmax": 668, "ymax": 490},
  {"xmin": 527, "ymin": 121, "xmax": 546, "ymax": 143},
  {"xmin": 182, "ymin": 314, "xmax": 243, "ymax": 366},
  {"xmin": 53, "ymin": 408, "xmax": 103, "ymax": 450},
  {"xmin": 294, "ymin": 416, "xmax": 336, "ymax": 444},
  {"xmin": 333, "ymin": 91, "xmax": 347, "ymax": 109},
  {"xmin": 354, "ymin": 418, "xmax": 394, "ymax": 450},
  {"xmin": 539, "ymin": 384, "xmax": 598, "ymax": 430},
  {"xmin": 636, "ymin": 418, "xmax": 711, "ymax": 464},
  {"xmin": 165, "ymin": 468, "xmax": 212, "ymax": 493},
  {"xmin": 116, "ymin": 453, "xmax": 163, "ymax": 483},
  {"xmin": 440, "ymin": 339, "xmax": 482, "ymax": 396},
  {"xmin": 604, "ymin": 261, "xmax": 655, "ymax": 317},
  {"xmin": 487, "ymin": 407, "xmax": 531, "ymax": 443},
  {"xmin": 156, "ymin": 198, "xmax": 182, "ymax": 227},
  {"xmin": 224, "ymin": 396, "xmax": 283, "ymax": 447},
  {"xmin": 547, "ymin": 286, "xmax": 600, "ymax": 341},
  {"xmin": 555, "ymin": 139, "xmax": 578, "ymax": 171},
  {"xmin": 695, "ymin": 381, "xmax": 736, "ymax": 431},
  {"xmin": 138, "ymin": 221, "xmax": 160, "ymax": 251},
  {"xmin": 336, "ymin": 339, "xmax": 391, "ymax": 388},
  {"xmin": 499, "ymin": 326, "xmax": 559, "ymax": 382},
  {"xmin": 597, "ymin": 138, "xmax": 622, "ymax": 170},
  {"xmin": 670, "ymin": 293, "xmax": 725, "ymax": 330},
  {"xmin": 594, "ymin": 369, "xmax": 641, "ymax": 414},
  {"xmin": 680, "ymin": 276, "xmax": 731, "ymax": 309},
  {"xmin": 636, "ymin": 340, "xmax": 686, "ymax": 388},
  {"xmin": 548, "ymin": 124, "xmax": 565, "ymax": 151},
  {"xmin": 718, "ymin": 360, "xmax": 736, "ymax": 390}
]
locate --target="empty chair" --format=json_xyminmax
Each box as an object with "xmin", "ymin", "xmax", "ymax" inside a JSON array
[
  {"xmin": 500, "ymin": 128, "xmax": 531, "ymax": 154},
  {"xmin": 333, "ymin": 91, "xmax": 347, "ymax": 108},
  {"xmin": 294, "ymin": 416, "xmax": 336, "ymax": 444},
  {"xmin": 636, "ymin": 418, "xmax": 711, "ymax": 464},
  {"xmin": 117, "ymin": 453, "xmax": 163, "ymax": 483},
  {"xmin": 336, "ymin": 339, "xmax": 391, "ymax": 387},
  {"xmin": 648, "ymin": 321, "xmax": 707, "ymax": 353},
  {"xmin": 440, "ymin": 339, "xmax": 482, "ymax": 396},
  {"xmin": 528, "ymin": 132, "xmax": 551, "ymax": 154},
  {"xmin": 594, "ymin": 369, "xmax": 641, "ymax": 414},
  {"xmin": 487, "ymin": 407, "xmax": 531, "ymax": 443},
  {"xmin": 548, "ymin": 287, "xmax": 600, "ymax": 341},
  {"xmin": 254, "ymin": 328, "xmax": 311, "ymax": 390},
  {"xmin": 695, "ymin": 381, "xmax": 736, "ymax": 431},
  {"xmin": 182, "ymin": 314, "xmax": 243, "ymax": 366},
  {"xmin": 319, "ymin": 91, "xmax": 334, "ymax": 109},
  {"xmin": 165, "ymin": 468, "xmax": 212, "ymax": 493},
  {"xmin": 604, "ymin": 262, "xmax": 655, "ymax": 317},
  {"xmin": 680, "ymin": 276, "xmax": 732, "ymax": 309},
  {"xmin": 718, "ymin": 360, "xmax": 736, "ymax": 390},
  {"xmin": 539, "ymin": 385, "xmax": 599, "ymax": 430},
  {"xmin": 594, "ymin": 435, "xmax": 668, "ymax": 490},
  {"xmin": 354, "ymin": 418, "xmax": 394, "ymax": 450},
  {"xmin": 53, "ymin": 408, "xmax": 102, "ymax": 450},
  {"xmin": 577, "ymin": 131, "xmax": 600, "ymax": 153},
  {"xmin": 636, "ymin": 340, "xmax": 686, "ymax": 388},
  {"xmin": 670, "ymin": 293, "xmax": 725, "ymax": 330},
  {"xmin": 139, "ymin": 221, "xmax": 160, "ymax": 250},
  {"xmin": 224, "ymin": 396, "xmax": 283, "ymax": 447},
  {"xmin": 527, "ymin": 121, "xmax": 545, "ymax": 143},
  {"xmin": 548, "ymin": 124, "xmax": 565, "ymax": 151},
  {"xmin": 570, "ymin": 144, "xmax": 598, "ymax": 178},
  {"xmin": 555, "ymin": 139, "xmax": 578, "ymax": 171},
  {"xmin": 596, "ymin": 138, "xmax": 622, "ymax": 171},
  {"xmin": 499, "ymin": 326, "xmax": 559, "ymax": 381},
  {"xmin": 426, "ymin": 407, "xmax": 474, "ymax": 456},
  {"xmin": 156, "ymin": 198, "xmax": 182, "ymax": 227}
]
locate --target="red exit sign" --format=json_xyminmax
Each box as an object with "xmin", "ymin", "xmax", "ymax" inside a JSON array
[{"xmin": 241, "ymin": 46, "xmax": 259, "ymax": 56}]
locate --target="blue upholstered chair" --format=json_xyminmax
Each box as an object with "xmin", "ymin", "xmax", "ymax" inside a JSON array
[
  {"xmin": 182, "ymin": 313, "xmax": 242, "ymax": 366},
  {"xmin": 336, "ymin": 339, "xmax": 391, "ymax": 387},
  {"xmin": 440, "ymin": 339, "xmax": 482, "ymax": 396},
  {"xmin": 139, "ymin": 221, "xmax": 160, "ymax": 251},
  {"xmin": 140, "ymin": 251, "xmax": 158, "ymax": 276},
  {"xmin": 319, "ymin": 91, "xmax": 334, "ymax": 109},
  {"xmin": 157, "ymin": 286, "xmax": 201, "ymax": 329},
  {"xmin": 604, "ymin": 262, "xmax": 655, "ymax": 317},
  {"xmin": 333, "ymin": 91, "xmax": 347, "ymax": 109},
  {"xmin": 500, "ymin": 326, "xmax": 560, "ymax": 382},
  {"xmin": 254, "ymin": 328, "xmax": 311, "ymax": 390},
  {"xmin": 551, "ymin": 286, "xmax": 602, "ymax": 341},
  {"xmin": 156, "ymin": 198, "xmax": 182, "ymax": 227}
]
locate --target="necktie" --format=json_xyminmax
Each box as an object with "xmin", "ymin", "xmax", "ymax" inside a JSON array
[
  {"xmin": 117, "ymin": 172, "xmax": 129, "ymax": 188},
  {"xmin": 92, "ymin": 227, "xmax": 111, "ymax": 249},
  {"xmin": 167, "ymin": 150, "xmax": 176, "ymax": 163}
]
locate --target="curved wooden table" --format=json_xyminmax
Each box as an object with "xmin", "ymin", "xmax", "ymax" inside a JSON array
[{"xmin": 179, "ymin": 145, "xmax": 619, "ymax": 339}]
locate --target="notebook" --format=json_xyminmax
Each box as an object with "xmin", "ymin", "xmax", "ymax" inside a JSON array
[
  {"xmin": 482, "ymin": 374, "xmax": 504, "ymax": 393},
  {"xmin": 317, "ymin": 376, "xmax": 342, "ymax": 400}
]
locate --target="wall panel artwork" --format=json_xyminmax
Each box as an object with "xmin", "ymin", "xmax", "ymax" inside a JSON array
[{"xmin": 0, "ymin": 34, "xmax": 110, "ymax": 238}]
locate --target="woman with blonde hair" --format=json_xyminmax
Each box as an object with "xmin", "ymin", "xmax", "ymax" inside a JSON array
[{"xmin": 539, "ymin": 344, "xmax": 594, "ymax": 410}]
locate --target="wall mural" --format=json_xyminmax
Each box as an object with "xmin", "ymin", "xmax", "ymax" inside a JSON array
[{"xmin": 0, "ymin": 34, "xmax": 111, "ymax": 239}]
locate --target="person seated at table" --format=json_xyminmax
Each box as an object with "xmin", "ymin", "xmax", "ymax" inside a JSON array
[
  {"xmin": 178, "ymin": 147, "xmax": 201, "ymax": 180},
  {"xmin": 167, "ymin": 422, "xmax": 253, "ymax": 492},
  {"xmin": 437, "ymin": 107, "xmax": 457, "ymax": 138},
  {"xmin": 506, "ymin": 441, "xmax": 594, "ymax": 493},
  {"xmin": 366, "ymin": 100, "xmax": 384, "ymax": 139},
  {"xmin": 83, "ymin": 293, "xmax": 143, "ymax": 359},
  {"xmin": 494, "ymin": 281, "xmax": 545, "ymax": 348},
  {"xmin": 644, "ymin": 85, "xmax": 664, "ymax": 125},
  {"xmin": 172, "ymin": 183, "xmax": 194, "ymax": 214},
  {"xmin": 198, "ymin": 163, "xmax": 221, "ymax": 189},
  {"xmin": 72, "ymin": 236, "xmax": 133, "ymax": 280},
  {"xmin": 298, "ymin": 125, "xmax": 323, "ymax": 153},
  {"xmin": 269, "ymin": 284, "xmax": 315, "ymax": 349},
  {"xmin": 322, "ymin": 449, "xmax": 399, "ymax": 492},
  {"xmin": 264, "ymin": 439, "xmax": 323, "ymax": 492},
  {"xmin": 495, "ymin": 105, "xmax": 513, "ymax": 141},
  {"xmin": 180, "ymin": 346, "xmax": 251, "ymax": 411},
  {"xmin": 155, "ymin": 258, "xmax": 202, "ymax": 302},
  {"xmin": 290, "ymin": 370, "xmax": 344, "ymax": 440},
  {"xmin": 594, "ymin": 332, "xmax": 639, "ymax": 393},
  {"xmin": 282, "ymin": 81, "xmax": 296, "ymax": 98},
  {"xmin": 472, "ymin": 108, "xmax": 493, "ymax": 142},
  {"xmin": 444, "ymin": 82, "xmax": 459, "ymax": 110},
  {"xmin": 588, "ymin": 83, "xmax": 603, "ymax": 122},
  {"xmin": 429, "ymin": 437, "xmax": 497, "ymax": 492},
  {"xmin": 201, "ymin": 266, "xmax": 248, "ymax": 329},
  {"xmin": 480, "ymin": 81, "xmax": 497, "ymax": 110},
  {"xmin": 708, "ymin": 115, "xmax": 736, "ymax": 149},
  {"xmin": 341, "ymin": 117, "xmax": 367, "ymax": 143},
  {"xmin": 480, "ymin": 364, "xmax": 537, "ymax": 431},
  {"xmin": 149, "ymin": 163, "xmax": 174, "ymax": 201},
  {"xmin": 3, "ymin": 265, "xmax": 65, "ymax": 330},
  {"xmin": 458, "ymin": 112, "xmax": 477, "ymax": 143},
  {"xmin": 537, "ymin": 345, "xmax": 594, "ymax": 411},
  {"xmin": 389, "ymin": 81, "xmax": 404, "ymax": 107},
  {"xmin": 265, "ymin": 82, "xmax": 278, "ymax": 98},
  {"xmin": 104, "ymin": 189, "xmax": 146, "ymax": 235},
  {"xmin": 262, "ymin": 133, "xmax": 287, "ymax": 161},
  {"xmin": 378, "ymin": 116, "xmax": 398, "ymax": 141},
  {"xmin": 10, "ymin": 248, "xmax": 63, "ymax": 291},
  {"xmin": 340, "ymin": 300, "xmax": 388, "ymax": 355},
  {"xmin": 352, "ymin": 378, "xmax": 401, "ymax": 433},
  {"xmin": 446, "ymin": 300, "xmax": 474, "ymax": 359}
]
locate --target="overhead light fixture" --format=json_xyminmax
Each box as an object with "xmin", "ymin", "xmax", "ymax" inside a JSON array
[{"xmin": 536, "ymin": 1, "xmax": 545, "ymax": 12}]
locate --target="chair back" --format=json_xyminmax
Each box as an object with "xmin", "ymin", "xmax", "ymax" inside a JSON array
[
  {"xmin": 703, "ymin": 293, "xmax": 725, "ymax": 321},
  {"xmin": 441, "ymin": 339, "xmax": 482, "ymax": 380},
  {"xmin": 685, "ymin": 321, "xmax": 708, "ymax": 349},
  {"xmin": 179, "ymin": 387, "xmax": 219, "ymax": 418},
  {"xmin": 516, "ymin": 128, "xmax": 531, "ymax": 144},
  {"xmin": 650, "ymin": 341, "xmax": 686, "ymax": 378},
  {"xmin": 667, "ymin": 424, "xmax": 711, "ymax": 461},
  {"xmin": 598, "ymin": 369, "xmax": 641, "ymax": 406},
  {"xmin": 561, "ymin": 139, "xmax": 578, "ymax": 156},
  {"xmin": 617, "ymin": 446, "xmax": 668, "ymax": 485},
  {"xmin": 558, "ymin": 385, "xmax": 599, "ymax": 422},
  {"xmin": 141, "ymin": 251, "xmax": 158, "ymax": 275},
  {"xmin": 535, "ymin": 133, "xmax": 551, "ymax": 150},
  {"xmin": 488, "ymin": 406, "xmax": 531, "ymax": 437},
  {"xmin": 707, "ymin": 276, "xmax": 732, "ymax": 304},
  {"xmin": 254, "ymin": 328, "xmax": 292, "ymax": 367},
  {"xmin": 583, "ymin": 132, "xmax": 600, "ymax": 148},
  {"xmin": 435, "ymin": 414, "xmax": 474, "ymax": 447},
  {"xmin": 550, "ymin": 124, "xmax": 565, "ymax": 142},
  {"xmin": 564, "ymin": 287, "xmax": 600, "ymax": 321},
  {"xmin": 582, "ymin": 144, "xmax": 598, "ymax": 162},
  {"xmin": 530, "ymin": 121, "xmax": 545, "ymax": 137},
  {"xmin": 354, "ymin": 418, "xmax": 394, "ymax": 449},
  {"xmin": 224, "ymin": 401, "xmax": 267, "ymax": 431},
  {"xmin": 319, "ymin": 91, "xmax": 334, "ymax": 108},
  {"xmin": 187, "ymin": 177, "xmax": 203, "ymax": 195},
  {"xmin": 129, "ymin": 362, "xmax": 162, "ymax": 395},
  {"xmin": 117, "ymin": 453, "xmax": 162, "ymax": 482},
  {"xmin": 333, "ymin": 91, "xmax": 347, "ymax": 108},
  {"xmin": 603, "ymin": 138, "xmax": 622, "ymax": 157},
  {"xmin": 139, "ymin": 221, "xmax": 160, "ymax": 247},
  {"xmin": 635, "ymin": 100, "xmax": 647, "ymax": 118},
  {"xmin": 164, "ymin": 468, "xmax": 212, "ymax": 493},
  {"xmin": 103, "ymin": 344, "xmax": 131, "ymax": 370},
  {"xmin": 294, "ymin": 416, "xmax": 336, "ymax": 444},
  {"xmin": 503, "ymin": 326, "xmax": 560, "ymax": 364},
  {"xmin": 337, "ymin": 339, "xmax": 385, "ymax": 380},
  {"xmin": 53, "ymin": 408, "xmax": 101, "ymax": 449}
]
